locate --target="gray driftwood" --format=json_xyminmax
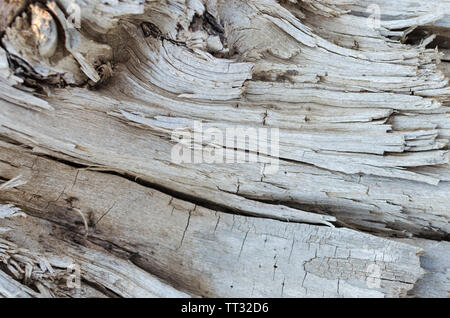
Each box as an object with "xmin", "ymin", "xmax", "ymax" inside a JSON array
[{"xmin": 0, "ymin": 0, "xmax": 449, "ymax": 298}]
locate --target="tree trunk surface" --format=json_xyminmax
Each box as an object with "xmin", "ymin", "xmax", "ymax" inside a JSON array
[{"xmin": 0, "ymin": 0, "xmax": 449, "ymax": 298}]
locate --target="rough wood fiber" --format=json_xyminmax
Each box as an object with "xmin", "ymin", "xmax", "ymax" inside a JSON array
[
  {"xmin": 0, "ymin": 144, "xmax": 425, "ymax": 297},
  {"xmin": 0, "ymin": 0, "xmax": 449, "ymax": 298}
]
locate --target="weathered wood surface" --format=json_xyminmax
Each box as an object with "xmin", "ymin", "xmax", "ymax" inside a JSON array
[
  {"xmin": 0, "ymin": 144, "xmax": 425, "ymax": 297},
  {"xmin": 398, "ymin": 238, "xmax": 450, "ymax": 298},
  {"xmin": 0, "ymin": 0, "xmax": 449, "ymax": 297}
]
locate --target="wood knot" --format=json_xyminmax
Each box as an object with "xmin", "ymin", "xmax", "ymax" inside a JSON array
[{"xmin": 141, "ymin": 22, "xmax": 162, "ymax": 39}]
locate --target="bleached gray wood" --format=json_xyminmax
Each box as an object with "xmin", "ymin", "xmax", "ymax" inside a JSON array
[
  {"xmin": 0, "ymin": 215, "xmax": 190, "ymax": 298},
  {"xmin": 0, "ymin": 144, "xmax": 424, "ymax": 297},
  {"xmin": 0, "ymin": 0, "xmax": 449, "ymax": 298},
  {"xmin": 399, "ymin": 238, "xmax": 450, "ymax": 298}
]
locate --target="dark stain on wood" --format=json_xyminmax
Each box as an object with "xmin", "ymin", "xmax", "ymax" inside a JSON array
[{"xmin": 141, "ymin": 22, "xmax": 162, "ymax": 39}]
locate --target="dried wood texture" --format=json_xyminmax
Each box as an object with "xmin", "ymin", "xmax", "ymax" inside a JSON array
[
  {"xmin": 0, "ymin": 0, "xmax": 449, "ymax": 297},
  {"xmin": 0, "ymin": 143, "xmax": 425, "ymax": 297}
]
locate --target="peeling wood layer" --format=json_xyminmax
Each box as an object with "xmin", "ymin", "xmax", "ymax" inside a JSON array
[
  {"xmin": 0, "ymin": 143, "xmax": 425, "ymax": 297},
  {"xmin": 0, "ymin": 0, "xmax": 449, "ymax": 298}
]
